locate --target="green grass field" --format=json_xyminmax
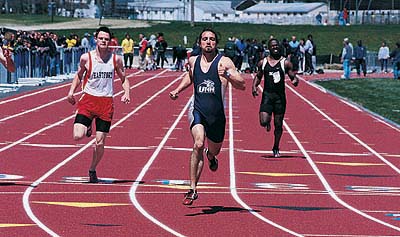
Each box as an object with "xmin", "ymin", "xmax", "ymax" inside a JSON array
[{"xmin": 314, "ymin": 78, "xmax": 400, "ymax": 125}]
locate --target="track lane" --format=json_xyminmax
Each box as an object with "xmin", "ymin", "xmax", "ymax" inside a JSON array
[
  {"xmin": 0, "ymin": 71, "xmax": 182, "ymax": 236},
  {"xmin": 1, "ymin": 70, "xmax": 400, "ymax": 236},
  {"xmin": 128, "ymin": 82, "xmax": 302, "ymax": 236},
  {"xmin": 21, "ymin": 71, "xmax": 185, "ymax": 236},
  {"xmin": 229, "ymin": 76, "xmax": 398, "ymax": 236},
  {"xmin": 283, "ymin": 77, "xmax": 400, "ymax": 234}
]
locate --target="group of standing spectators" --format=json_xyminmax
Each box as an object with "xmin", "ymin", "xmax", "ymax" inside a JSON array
[
  {"xmin": 0, "ymin": 29, "xmax": 96, "ymax": 78},
  {"xmin": 341, "ymin": 37, "xmax": 400, "ymax": 79},
  {"xmin": 121, "ymin": 32, "xmax": 169, "ymax": 71},
  {"xmin": 223, "ymin": 34, "xmax": 317, "ymax": 75}
]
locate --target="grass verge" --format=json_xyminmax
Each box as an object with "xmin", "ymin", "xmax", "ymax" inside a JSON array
[{"xmin": 314, "ymin": 78, "xmax": 400, "ymax": 125}]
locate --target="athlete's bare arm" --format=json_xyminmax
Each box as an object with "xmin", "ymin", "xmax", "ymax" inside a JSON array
[
  {"xmin": 115, "ymin": 55, "xmax": 130, "ymax": 104},
  {"xmin": 218, "ymin": 56, "xmax": 245, "ymax": 90},
  {"xmin": 67, "ymin": 53, "xmax": 89, "ymax": 105},
  {"xmin": 169, "ymin": 56, "xmax": 196, "ymax": 100},
  {"xmin": 284, "ymin": 59, "xmax": 299, "ymax": 87},
  {"xmin": 252, "ymin": 59, "xmax": 264, "ymax": 97},
  {"xmin": 0, "ymin": 47, "xmax": 15, "ymax": 72}
]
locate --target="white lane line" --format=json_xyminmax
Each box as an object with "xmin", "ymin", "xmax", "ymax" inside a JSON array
[
  {"xmin": 0, "ymin": 71, "xmax": 142, "ymax": 122},
  {"xmin": 22, "ymin": 72, "xmax": 183, "ymax": 237},
  {"xmin": 258, "ymin": 84, "xmax": 400, "ymax": 233},
  {"xmin": 0, "ymin": 70, "xmax": 167, "ymax": 153},
  {"xmin": 0, "ymin": 84, "xmax": 70, "ymax": 105},
  {"xmin": 284, "ymin": 118, "xmax": 400, "ymax": 232},
  {"xmin": 129, "ymin": 96, "xmax": 191, "ymax": 237},
  {"xmin": 286, "ymin": 84, "xmax": 400, "ymax": 175},
  {"xmin": 228, "ymin": 84, "xmax": 303, "ymax": 236}
]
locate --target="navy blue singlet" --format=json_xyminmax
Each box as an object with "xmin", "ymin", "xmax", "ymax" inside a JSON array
[{"xmin": 193, "ymin": 54, "xmax": 225, "ymax": 124}]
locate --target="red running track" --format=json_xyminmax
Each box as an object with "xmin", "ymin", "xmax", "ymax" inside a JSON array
[{"xmin": 0, "ymin": 69, "xmax": 399, "ymax": 236}]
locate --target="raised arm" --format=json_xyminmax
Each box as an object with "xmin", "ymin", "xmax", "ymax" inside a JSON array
[
  {"xmin": 169, "ymin": 56, "xmax": 196, "ymax": 100},
  {"xmin": 115, "ymin": 55, "xmax": 130, "ymax": 104},
  {"xmin": 67, "ymin": 53, "xmax": 88, "ymax": 105},
  {"xmin": 218, "ymin": 56, "xmax": 245, "ymax": 90},
  {"xmin": 252, "ymin": 59, "xmax": 264, "ymax": 97}
]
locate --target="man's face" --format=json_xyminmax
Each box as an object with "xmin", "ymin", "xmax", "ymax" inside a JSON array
[
  {"xmin": 269, "ymin": 40, "xmax": 280, "ymax": 56},
  {"xmin": 200, "ymin": 31, "xmax": 217, "ymax": 53},
  {"xmin": 96, "ymin": 31, "xmax": 110, "ymax": 49}
]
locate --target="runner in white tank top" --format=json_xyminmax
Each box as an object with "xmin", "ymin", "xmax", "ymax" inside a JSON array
[
  {"xmin": 67, "ymin": 26, "xmax": 130, "ymax": 183},
  {"xmin": 83, "ymin": 51, "xmax": 116, "ymax": 97}
]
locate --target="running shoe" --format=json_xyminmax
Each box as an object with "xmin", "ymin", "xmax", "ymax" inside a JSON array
[
  {"xmin": 183, "ymin": 189, "xmax": 198, "ymax": 205},
  {"xmin": 272, "ymin": 148, "xmax": 280, "ymax": 158},
  {"xmin": 86, "ymin": 125, "xmax": 92, "ymax": 137},
  {"xmin": 89, "ymin": 170, "xmax": 98, "ymax": 183},
  {"xmin": 205, "ymin": 148, "xmax": 218, "ymax": 172}
]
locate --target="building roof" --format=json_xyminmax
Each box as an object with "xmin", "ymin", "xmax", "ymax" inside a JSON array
[
  {"xmin": 128, "ymin": 0, "xmax": 235, "ymax": 14},
  {"xmin": 231, "ymin": 0, "xmax": 260, "ymax": 10},
  {"xmin": 128, "ymin": 0, "xmax": 183, "ymax": 10},
  {"xmin": 244, "ymin": 2, "xmax": 326, "ymax": 13},
  {"xmin": 196, "ymin": 1, "xmax": 235, "ymax": 14}
]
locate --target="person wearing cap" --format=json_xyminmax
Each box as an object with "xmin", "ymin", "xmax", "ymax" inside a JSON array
[{"xmin": 341, "ymin": 38, "xmax": 353, "ymax": 79}]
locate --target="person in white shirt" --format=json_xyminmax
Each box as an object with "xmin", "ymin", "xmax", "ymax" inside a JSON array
[{"xmin": 378, "ymin": 41, "xmax": 390, "ymax": 73}]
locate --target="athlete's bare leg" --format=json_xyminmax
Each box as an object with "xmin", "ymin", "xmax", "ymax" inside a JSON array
[
  {"xmin": 259, "ymin": 111, "xmax": 272, "ymax": 132},
  {"xmin": 89, "ymin": 131, "xmax": 107, "ymax": 171},
  {"xmin": 205, "ymin": 139, "xmax": 222, "ymax": 160},
  {"xmin": 190, "ymin": 124, "xmax": 206, "ymax": 190},
  {"xmin": 73, "ymin": 123, "xmax": 89, "ymax": 141},
  {"xmin": 273, "ymin": 113, "xmax": 284, "ymax": 150}
]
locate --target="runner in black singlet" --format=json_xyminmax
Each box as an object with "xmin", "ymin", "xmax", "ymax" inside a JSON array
[
  {"xmin": 170, "ymin": 28, "xmax": 245, "ymax": 205},
  {"xmin": 252, "ymin": 38, "xmax": 299, "ymax": 158}
]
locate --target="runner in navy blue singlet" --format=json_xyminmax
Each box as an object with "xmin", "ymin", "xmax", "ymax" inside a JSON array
[
  {"xmin": 252, "ymin": 38, "xmax": 299, "ymax": 158},
  {"xmin": 170, "ymin": 28, "xmax": 246, "ymax": 205}
]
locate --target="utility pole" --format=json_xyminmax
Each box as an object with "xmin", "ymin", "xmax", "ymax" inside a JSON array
[
  {"xmin": 355, "ymin": 0, "xmax": 358, "ymax": 24},
  {"xmin": 190, "ymin": 0, "xmax": 194, "ymax": 27}
]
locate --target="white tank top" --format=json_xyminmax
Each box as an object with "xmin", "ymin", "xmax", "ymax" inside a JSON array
[{"xmin": 83, "ymin": 51, "xmax": 115, "ymax": 97}]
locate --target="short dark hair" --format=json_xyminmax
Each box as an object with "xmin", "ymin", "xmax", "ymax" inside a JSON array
[
  {"xmin": 198, "ymin": 28, "xmax": 219, "ymax": 44},
  {"xmin": 95, "ymin": 26, "xmax": 111, "ymax": 39}
]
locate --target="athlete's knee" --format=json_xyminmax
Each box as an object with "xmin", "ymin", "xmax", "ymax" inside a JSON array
[
  {"xmin": 73, "ymin": 131, "xmax": 85, "ymax": 141},
  {"xmin": 73, "ymin": 134, "xmax": 83, "ymax": 141},
  {"xmin": 193, "ymin": 139, "xmax": 205, "ymax": 152},
  {"xmin": 260, "ymin": 120, "xmax": 269, "ymax": 127}
]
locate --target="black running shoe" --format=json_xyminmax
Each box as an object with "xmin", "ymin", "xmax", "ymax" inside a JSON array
[
  {"xmin": 88, "ymin": 170, "xmax": 98, "ymax": 183},
  {"xmin": 205, "ymin": 148, "xmax": 218, "ymax": 172},
  {"xmin": 183, "ymin": 189, "xmax": 198, "ymax": 205},
  {"xmin": 272, "ymin": 148, "xmax": 280, "ymax": 158}
]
